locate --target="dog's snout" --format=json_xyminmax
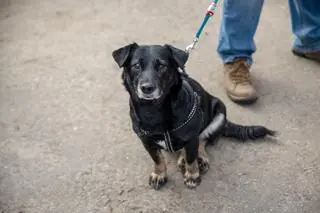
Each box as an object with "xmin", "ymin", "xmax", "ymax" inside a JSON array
[{"xmin": 140, "ymin": 82, "xmax": 155, "ymax": 94}]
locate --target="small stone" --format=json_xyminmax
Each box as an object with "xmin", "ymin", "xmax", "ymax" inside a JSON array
[{"xmin": 119, "ymin": 189, "xmax": 124, "ymax": 195}]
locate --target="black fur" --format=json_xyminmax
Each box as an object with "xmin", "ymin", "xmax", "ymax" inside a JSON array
[
  {"xmin": 223, "ymin": 121, "xmax": 277, "ymax": 141},
  {"xmin": 112, "ymin": 43, "xmax": 277, "ymax": 189}
]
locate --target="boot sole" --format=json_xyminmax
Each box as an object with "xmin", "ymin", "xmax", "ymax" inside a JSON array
[
  {"xmin": 227, "ymin": 93, "xmax": 258, "ymax": 105},
  {"xmin": 292, "ymin": 49, "xmax": 320, "ymax": 63},
  {"xmin": 292, "ymin": 50, "xmax": 309, "ymax": 59}
]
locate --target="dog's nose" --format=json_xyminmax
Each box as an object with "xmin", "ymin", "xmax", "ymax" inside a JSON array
[{"xmin": 140, "ymin": 83, "xmax": 155, "ymax": 94}]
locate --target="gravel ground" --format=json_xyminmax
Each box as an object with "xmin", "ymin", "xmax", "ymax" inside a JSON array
[{"xmin": 0, "ymin": 0, "xmax": 319, "ymax": 212}]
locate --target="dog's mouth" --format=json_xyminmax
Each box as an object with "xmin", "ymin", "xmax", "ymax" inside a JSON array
[{"xmin": 136, "ymin": 87, "xmax": 162, "ymax": 101}]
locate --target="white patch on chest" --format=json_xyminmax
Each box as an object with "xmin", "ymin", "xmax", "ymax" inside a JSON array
[{"xmin": 156, "ymin": 140, "xmax": 167, "ymax": 150}]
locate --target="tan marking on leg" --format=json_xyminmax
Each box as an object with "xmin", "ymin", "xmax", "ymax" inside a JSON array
[
  {"xmin": 154, "ymin": 150, "xmax": 167, "ymax": 175},
  {"xmin": 185, "ymin": 160, "xmax": 200, "ymax": 178},
  {"xmin": 198, "ymin": 140, "xmax": 207, "ymax": 157},
  {"xmin": 198, "ymin": 140, "xmax": 210, "ymax": 174},
  {"xmin": 149, "ymin": 150, "xmax": 167, "ymax": 190},
  {"xmin": 177, "ymin": 150, "xmax": 186, "ymax": 174},
  {"xmin": 184, "ymin": 159, "xmax": 201, "ymax": 189}
]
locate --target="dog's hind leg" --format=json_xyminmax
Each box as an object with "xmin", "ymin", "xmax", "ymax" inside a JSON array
[
  {"xmin": 198, "ymin": 140, "xmax": 209, "ymax": 174},
  {"xmin": 177, "ymin": 149, "xmax": 186, "ymax": 174},
  {"xmin": 143, "ymin": 142, "xmax": 167, "ymax": 190}
]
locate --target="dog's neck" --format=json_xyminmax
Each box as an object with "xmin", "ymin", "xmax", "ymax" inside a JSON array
[{"xmin": 134, "ymin": 102, "xmax": 168, "ymax": 131}]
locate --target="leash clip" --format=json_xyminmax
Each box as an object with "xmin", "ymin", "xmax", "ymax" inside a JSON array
[
  {"xmin": 185, "ymin": 37, "xmax": 199, "ymax": 53},
  {"xmin": 185, "ymin": 0, "xmax": 219, "ymax": 54}
]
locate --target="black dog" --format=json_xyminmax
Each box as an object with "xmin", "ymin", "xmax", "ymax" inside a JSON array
[{"xmin": 112, "ymin": 43, "xmax": 276, "ymax": 190}]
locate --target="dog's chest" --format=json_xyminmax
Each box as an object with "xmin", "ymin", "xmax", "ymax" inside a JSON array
[
  {"xmin": 133, "ymin": 97, "xmax": 204, "ymax": 152},
  {"xmin": 148, "ymin": 131, "xmax": 187, "ymax": 152}
]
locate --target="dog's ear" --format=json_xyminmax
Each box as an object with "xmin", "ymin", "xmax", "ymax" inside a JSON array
[
  {"xmin": 164, "ymin": 44, "xmax": 189, "ymax": 69},
  {"xmin": 112, "ymin": 43, "xmax": 139, "ymax": 68}
]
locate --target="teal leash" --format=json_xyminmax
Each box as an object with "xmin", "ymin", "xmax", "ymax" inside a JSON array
[{"xmin": 185, "ymin": 0, "xmax": 220, "ymax": 53}]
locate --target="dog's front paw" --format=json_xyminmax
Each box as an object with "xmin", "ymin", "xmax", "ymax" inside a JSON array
[
  {"xmin": 149, "ymin": 172, "xmax": 167, "ymax": 190},
  {"xmin": 184, "ymin": 171, "xmax": 201, "ymax": 189},
  {"xmin": 198, "ymin": 155, "xmax": 209, "ymax": 174}
]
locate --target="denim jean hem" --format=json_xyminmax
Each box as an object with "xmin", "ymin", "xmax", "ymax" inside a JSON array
[{"xmin": 221, "ymin": 55, "xmax": 253, "ymax": 65}]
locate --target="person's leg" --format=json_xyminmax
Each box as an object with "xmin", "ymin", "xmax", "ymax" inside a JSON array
[
  {"xmin": 217, "ymin": 0, "xmax": 264, "ymax": 65},
  {"xmin": 217, "ymin": 0, "xmax": 264, "ymax": 104},
  {"xmin": 289, "ymin": 0, "xmax": 320, "ymax": 62}
]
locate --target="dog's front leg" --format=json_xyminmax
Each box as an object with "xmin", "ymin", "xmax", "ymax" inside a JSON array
[
  {"xmin": 142, "ymin": 141, "xmax": 167, "ymax": 190},
  {"xmin": 183, "ymin": 138, "xmax": 201, "ymax": 189}
]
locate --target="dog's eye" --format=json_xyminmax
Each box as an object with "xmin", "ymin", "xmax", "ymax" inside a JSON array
[
  {"xmin": 132, "ymin": 63, "xmax": 141, "ymax": 70},
  {"xmin": 158, "ymin": 64, "xmax": 167, "ymax": 71}
]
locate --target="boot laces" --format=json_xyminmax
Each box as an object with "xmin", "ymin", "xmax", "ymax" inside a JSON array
[{"xmin": 229, "ymin": 62, "xmax": 251, "ymax": 84}]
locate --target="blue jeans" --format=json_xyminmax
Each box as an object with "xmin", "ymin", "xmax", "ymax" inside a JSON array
[{"xmin": 217, "ymin": 0, "xmax": 320, "ymax": 64}]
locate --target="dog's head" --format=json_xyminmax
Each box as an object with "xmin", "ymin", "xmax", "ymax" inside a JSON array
[{"xmin": 112, "ymin": 43, "xmax": 188, "ymax": 101}]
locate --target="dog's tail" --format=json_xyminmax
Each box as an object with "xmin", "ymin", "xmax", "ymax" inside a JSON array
[{"xmin": 222, "ymin": 120, "xmax": 277, "ymax": 141}]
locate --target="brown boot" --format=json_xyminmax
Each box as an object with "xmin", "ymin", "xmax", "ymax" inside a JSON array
[
  {"xmin": 224, "ymin": 59, "xmax": 258, "ymax": 104},
  {"xmin": 292, "ymin": 49, "xmax": 320, "ymax": 63}
]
